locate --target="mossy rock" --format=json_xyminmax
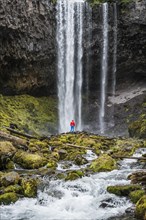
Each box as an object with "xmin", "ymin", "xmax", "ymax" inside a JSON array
[
  {"xmin": 4, "ymin": 184, "xmax": 23, "ymax": 194},
  {"xmin": 21, "ymin": 178, "xmax": 38, "ymax": 198},
  {"xmin": 0, "ymin": 141, "xmax": 16, "ymax": 170},
  {"xmin": 65, "ymin": 171, "xmax": 81, "ymax": 181},
  {"xmin": 74, "ymin": 155, "xmax": 88, "ymax": 166},
  {"xmin": 0, "ymin": 192, "xmax": 19, "ymax": 205},
  {"xmin": 129, "ymin": 190, "xmax": 145, "ymax": 204},
  {"xmin": 107, "ymin": 184, "xmax": 142, "ymax": 197},
  {"xmin": 13, "ymin": 150, "xmax": 47, "ymax": 169},
  {"xmin": 46, "ymin": 159, "xmax": 57, "ymax": 169},
  {"xmin": 0, "ymin": 171, "xmax": 20, "ymax": 187},
  {"xmin": 128, "ymin": 119, "xmax": 146, "ymax": 139},
  {"xmin": 89, "ymin": 154, "xmax": 117, "ymax": 173},
  {"xmin": 135, "ymin": 195, "xmax": 146, "ymax": 219},
  {"xmin": 5, "ymin": 160, "xmax": 15, "ymax": 169}
]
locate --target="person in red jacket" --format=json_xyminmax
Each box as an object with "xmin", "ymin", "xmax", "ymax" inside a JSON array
[{"xmin": 70, "ymin": 119, "xmax": 75, "ymax": 132}]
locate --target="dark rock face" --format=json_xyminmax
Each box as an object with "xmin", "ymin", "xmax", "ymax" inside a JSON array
[{"xmin": 0, "ymin": 0, "xmax": 56, "ymax": 95}]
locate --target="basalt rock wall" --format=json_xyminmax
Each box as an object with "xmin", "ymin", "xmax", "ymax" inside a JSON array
[
  {"xmin": 0, "ymin": 0, "xmax": 146, "ymax": 96},
  {"xmin": 0, "ymin": 0, "xmax": 56, "ymax": 96}
]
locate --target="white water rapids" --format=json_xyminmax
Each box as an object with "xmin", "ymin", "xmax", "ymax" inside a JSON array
[{"xmin": 1, "ymin": 148, "xmax": 145, "ymax": 220}]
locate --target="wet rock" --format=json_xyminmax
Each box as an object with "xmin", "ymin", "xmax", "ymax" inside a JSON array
[
  {"xmin": 135, "ymin": 195, "xmax": 146, "ymax": 220},
  {"xmin": 13, "ymin": 150, "xmax": 48, "ymax": 169},
  {"xmin": 89, "ymin": 154, "xmax": 117, "ymax": 172},
  {"xmin": 0, "ymin": 171, "xmax": 20, "ymax": 187},
  {"xmin": 0, "ymin": 192, "xmax": 19, "ymax": 205},
  {"xmin": 107, "ymin": 184, "xmax": 142, "ymax": 197},
  {"xmin": 21, "ymin": 178, "xmax": 38, "ymax": 198},
  {"xmin": 0, "ymin": 141, "xmax": 16, "ymax": 170}
]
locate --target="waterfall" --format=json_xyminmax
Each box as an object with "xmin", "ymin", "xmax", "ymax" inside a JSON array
[
  {"xmin": 99, "ymin": 3, "xmax": 109, "ymax": 134},
  {"xmin": 57, "ymin": 0, "xmax": 84, "ymax": 133},
  {"xmin": 110, "ymin": 3, "xmax": 118, "ymax": 127},
  {"xmin": 85, "ymin": 2, "xmax": 92, "ymax": 114}
]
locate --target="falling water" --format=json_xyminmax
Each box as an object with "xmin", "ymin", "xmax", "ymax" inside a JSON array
[
  {"xmin": 110, "ymin": 3, "xmax": 118, "ymax": 127},
  {"xmin": 75, "ymin": 2, "xmax": 83, "ymax": 131},
  {"xmin": 57, "ymin": 0, "xmax": 84, "ymax": 133},
  {"xmin": 85, "ymin": 3, "xmax": 92, "ymax": 107},
  {"xmin": 99, "ymin": 3, "xmax": 109, "ymax": 134}
]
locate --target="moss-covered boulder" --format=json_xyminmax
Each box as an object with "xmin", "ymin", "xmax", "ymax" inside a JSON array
[
  {"xmin": 89, "ymin": 154, "xmax": 117, "ymax": 172},
  {"xmin": 65, "ymin": 170, "xmax": 84, "ymax": 181},
  {"xmin": 4, "ymin": 184, "xmax": 23, "ymax": 194},
  {"xmin": 21, "ymin": 178, "xmax": 38, "ymax": 197},
  {"xmin": 128, "ymin": 171, "xmax": 146, "ymax": 185},
  {"xmin": 135, "ymin": 195, "xmax": 146, "ymax": 220},
  {"xmin": 13, "ymin": 151, "xmax": 47, "ymax": 169},
  {"xmin": 107, "ymin": 184, "xmax": 142, "ymax": 197},
  {"xmin": 0, "ymin": 141, "xmax": 16, "ymax": 170},
  {"xmin": 74, "ymin": 155, "xmax": 88, "ymax": 166},
  {"xmin": 0, "ymin": 192, "xmax": 19, "ymax": 205},
  {"xmin": 46, "ymin": 159, "xmax": 57, "ymax": 169},
  {"xmin": 129, "ymin": 190, "xmax": 145, "ymax": 204},
  {"xmin": 0, "ymin": 171, "xmax": 20, "ymax": 187}
]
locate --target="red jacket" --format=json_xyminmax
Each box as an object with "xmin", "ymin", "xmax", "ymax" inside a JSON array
[{"xmin": 70, "ymin": 121, "xmax": 75, "ymax": 126}]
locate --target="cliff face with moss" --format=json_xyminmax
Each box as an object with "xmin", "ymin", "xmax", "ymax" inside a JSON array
[{"xmin": 0, "ymin": 0, "xmax": 146, "ymax": 96}]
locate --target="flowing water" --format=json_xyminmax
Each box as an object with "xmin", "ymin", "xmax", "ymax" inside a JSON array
[
  {"xmin": 99, "ymin": 3, "xmax": 109, "ymax": 134},
  {"xmin": 57, "ymin": 0, "xmax": 84, "ymax": 133},
  {"xmin": 1, "ymin": 148, "xmax": 145, "ymax": 220},
  {"xmin": 110, "ymin": 3, "xmax": 118, "ymax": 128}
]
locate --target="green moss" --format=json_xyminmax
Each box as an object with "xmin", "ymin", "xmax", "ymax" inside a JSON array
[
  {"xmin": 0, "ymin": 192, "xmax": 19, "ymax": 205},
  {"xmin": 65, "ymin": 171, "xmax": 80, "ymax": 181},
  {"xmin": 107, "ymin": 184, "xmax": 142, "ymax": 197},
  {"xmin": 21, "ymin": 178, "xmax": 37, "ymax": 198},
  {"xmin": 0, "ymin": 94, "xmax": 57, "ymax": 136},
  {"xmin": 5, "ymin": 160, "xmax": 15, "ymax": 169},
  {"xmin": 46, "ymin": 160, "xmax": 57, "ymax": 169},
  {"xmin": 89, "ymin": 154, "xmax": 117, "ymax": 172},
  {"xmin": 13, "ymin": 151, "xmax": 47, "ymax": 169},
  {"xmin": 135, "ymin": 195, "xmax": 146, "ymax": 219},
  {"xmin": 129, "ymin": 190, "xmax": 145, "ymax": 204},
  {"xmin": 4, "ymin": 184, "xmax": 23, "ymax": 194}
]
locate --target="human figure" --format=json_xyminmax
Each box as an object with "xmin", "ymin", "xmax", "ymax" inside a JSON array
[{"xmin": 70, "ymin": 119, "xmax": 75, "ymax": 132}]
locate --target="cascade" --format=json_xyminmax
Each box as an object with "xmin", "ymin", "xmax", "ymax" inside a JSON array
[
  {"xmin": 57, "ymin": 0, "xmax": 84, "ymax": 133},
  {"xmin": 85, "ymin": 2, "xmax": 92, "ymax": 108},
  {"xmin": 1, "ymin": 148, "xmax": 145, "ymax": 219},
  {"xmin": 99, "ymin": 3, "xmax": 109, "ymax": 134},
  {"xmin": 110, "ymin": 3, "xmax": 118, "ymax": 127}
]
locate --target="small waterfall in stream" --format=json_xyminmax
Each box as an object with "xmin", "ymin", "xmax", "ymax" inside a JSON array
[
  {"xmin": 57, "ymin": 0, "xmax": 84, "ymax": 133},
  {"xmin": 99, "ymin": 3, "xmax": 109, "ymax": 134}
]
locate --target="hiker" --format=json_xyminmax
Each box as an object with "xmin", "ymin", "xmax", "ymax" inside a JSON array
[{"xmin": 70, "ymin": 119, "xmax": 75, "ymax": 132}]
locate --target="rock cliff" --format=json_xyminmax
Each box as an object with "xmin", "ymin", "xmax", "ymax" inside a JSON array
[
  {"xmin": 0, "ymin": 0, "xmax": 56, "ymax": 95},
  {"xmin": 0, "ymin": 0, "xmax": 146, "ymax": 96}
]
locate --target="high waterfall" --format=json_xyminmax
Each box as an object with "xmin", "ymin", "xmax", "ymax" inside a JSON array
[
  {"xmin": 57, "ymin": 0, "xmax": 84, "ymax": 133},
  {"xmin": 99, "ymin": 3, "xmax": 109, "ymax": 134}
]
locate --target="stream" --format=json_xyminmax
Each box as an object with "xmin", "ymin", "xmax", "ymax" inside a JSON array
[{"xmin": 0, "ymin": 148, "xmax": 145, "ymax": 220}]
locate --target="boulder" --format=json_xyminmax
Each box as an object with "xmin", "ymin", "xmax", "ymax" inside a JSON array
[
  {"xmin": 0, "ymin": 171, "xmax": 20, "ymax": 187},
  {"xmin": 13, "ymin": 150, "xmax": 47, "ymax": 169},
  {"xmin": 135, "ymin": 195, "xmax": 146, "ymax": 220},
  {"xmin": 89, "ymin": 154, "xmax": 117, "ymax": 172},
  {"xmin": 0, "ymin": 192, "xmax": 19, "ymax": 205}
]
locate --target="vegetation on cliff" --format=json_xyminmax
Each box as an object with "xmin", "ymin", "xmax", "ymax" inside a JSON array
[{"xmin": 0, "ymin": 94, "xmax": 57, "ymax": 136}]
